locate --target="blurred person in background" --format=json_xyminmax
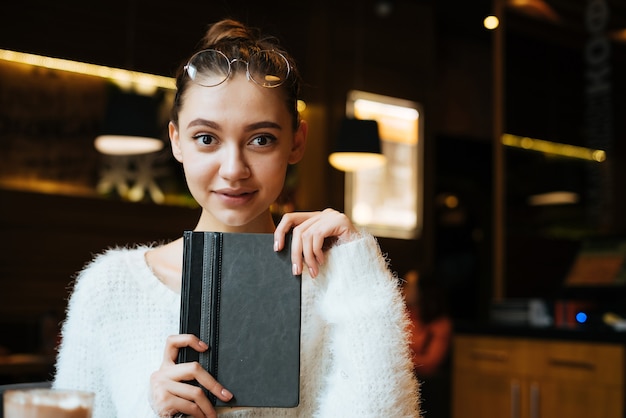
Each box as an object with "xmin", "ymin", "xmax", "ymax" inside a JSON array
[{"xmin": 403, "ymin": 269, "xmax": 453, "ymax": 418}]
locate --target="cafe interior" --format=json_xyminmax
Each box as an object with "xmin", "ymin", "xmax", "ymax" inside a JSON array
[{"xmin": 1, "ymin": 0, "xmax": 625, "ymax": 417}]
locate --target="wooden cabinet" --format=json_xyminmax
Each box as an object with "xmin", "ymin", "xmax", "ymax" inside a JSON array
[{"xmin": 452, "ymin": 335, "xmax": 624, "ymax": 418}]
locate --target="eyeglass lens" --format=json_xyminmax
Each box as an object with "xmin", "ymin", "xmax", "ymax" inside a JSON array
[
  {"xmin": 186, "ymin": 49, "xmax": 289, "ymax": 88},
  {"xmin": 185, "ymin": 50, "xmax": 231, "ymax": 87}
]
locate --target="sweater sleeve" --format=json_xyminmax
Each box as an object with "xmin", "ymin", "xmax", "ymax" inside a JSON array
[
  {"xmin": 313, "ymin": 233, "xmax": 421, "ymax": 418},
  {"xmin": 53, "ymin": 253, "xmax": 116, "ymax": 418}
]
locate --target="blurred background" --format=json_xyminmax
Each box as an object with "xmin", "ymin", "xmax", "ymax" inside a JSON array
[{"xmin": 1, "ymin": 1, "xmax": 626, "ymax": 416}]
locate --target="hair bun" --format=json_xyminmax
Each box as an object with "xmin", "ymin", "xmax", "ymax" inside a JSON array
[{"xmin": 202, "ymin": 19, "xmax": 260, "ymax": 47}]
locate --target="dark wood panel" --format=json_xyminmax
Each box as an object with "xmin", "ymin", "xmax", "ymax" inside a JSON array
[{"xmin": 0, "ymin": 189, "xmax": 199, "ymax": 325}]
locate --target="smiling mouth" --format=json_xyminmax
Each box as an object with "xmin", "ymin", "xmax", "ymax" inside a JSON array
[
  {"xmin": 222, "ymin": 191, "xmax": 253, "ymax": 196},
  {"xmin": 215, "ymin": 189, "xmax": 257, "ymax": 199}
]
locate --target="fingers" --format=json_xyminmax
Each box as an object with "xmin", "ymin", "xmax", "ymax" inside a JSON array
[
  {"xmin": 162, "ymin": 334, "xmax": 208, "ymax": 365},
  {"xmin": 163, "ymin": 337, "xmax": 233, "ymax": 401},
  {"xmin": 167, "ymin": 365, "xmax": 232, "ymax": 414},
  {"xmin": 275, "ymin": 211, "xmax": 318, "ymax": 276},
  {"xmin": 275, "ymin": 209, "xmax": 358, "ymax": 278},
  {"xmin": 274, "ymin": 211, "xmax": 319, "ymax": 251},
  {"xmin": 195, "ymin": 369, "xmax": 234, "ymax": 403},
  {"xmin": 151, "ymin": 376, "xmax": 212, "ymax": 418},
  {"xmin": 298, "ymin": 227, "xmax": 326, "ymax": 277},
  {"xmin": 275, "ymin": 211, "xmax": 320, "ymax": 276},
  {"xmin": 151, "ymin": 334, "xmax": 233, "ymax": 418},
  {"xmin": 152, "ymin": 362, "xmax": 233, "ymax": 417},
  {"xmin": 151, "ymin": 365, "xmax": 210, "ymax": 418}
]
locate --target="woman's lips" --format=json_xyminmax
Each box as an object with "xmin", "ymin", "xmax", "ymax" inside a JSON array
[{"xmin": 214, "ymin": 188, "xmax": 257, "ymax": 205}]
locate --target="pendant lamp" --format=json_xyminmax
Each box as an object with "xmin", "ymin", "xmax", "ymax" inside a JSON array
[
  {"xmin": 94, "ymin": 89, "xmax": 164, "ymax": 155},
  {"xmin": 328, "ymin": 118, "xmax": 386, "ymax": 171}
]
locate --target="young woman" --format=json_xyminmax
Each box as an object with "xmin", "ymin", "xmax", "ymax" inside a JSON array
[{"xmin": 53, "ymin": 19, "xmax": 420, "ymax": 418}]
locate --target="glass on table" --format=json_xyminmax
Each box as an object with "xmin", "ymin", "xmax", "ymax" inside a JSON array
[{"xmin": 3, "ymin": 388, "xmax": 94, "ymax": 418}]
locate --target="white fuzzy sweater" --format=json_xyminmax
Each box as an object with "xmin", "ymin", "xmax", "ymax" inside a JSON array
[{"xmin": 53, "ymin": 234, "xmax": 420, "ymax": 417}]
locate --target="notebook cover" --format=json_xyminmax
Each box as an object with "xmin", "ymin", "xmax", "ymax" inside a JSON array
[{"xmin": 178, "ymin": 231, "xmax": 301, "ymax": 408}]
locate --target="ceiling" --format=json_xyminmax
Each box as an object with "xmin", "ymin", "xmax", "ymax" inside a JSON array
[
  {"xmin": 2, "ymin": 0, "xmax": 624, "ymax": 72},
  {"xmin": 0, "ymin": 0, "xmax": 495, "ymax": 76}
]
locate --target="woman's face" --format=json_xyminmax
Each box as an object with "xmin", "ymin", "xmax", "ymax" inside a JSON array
[{"xmin": 169, "ymin": 75, "xmax": 306, "ymax": 232}]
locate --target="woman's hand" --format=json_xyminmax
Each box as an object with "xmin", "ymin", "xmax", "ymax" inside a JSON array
[
  {"xmin": 149, "ymin": 334, "xmax": 233, "ymax": 418},
  {"xmin": 274, "ymin": 208, "xmax": 359, "ymax": 278}
]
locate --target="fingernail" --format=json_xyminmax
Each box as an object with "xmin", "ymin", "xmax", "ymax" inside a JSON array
[
  {"xmin": 309, "ymin": 266, "xmax": 316, "ymax": 278},
  {"xmin": 221, "ymin": 388, "xmax": 233, "ymax": 400},
  {"xmin": 292, "ymin": 263, "xmax": 299, "ymax": 276},
  {"xmin": 274, "ymin": 240, "xmax": 278, "ymax": 252},
  {"xmin": 198, "ymin": 340, "xmax": 208, "ymax": 350}
]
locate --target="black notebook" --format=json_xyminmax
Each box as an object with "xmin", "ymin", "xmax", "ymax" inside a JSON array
[{"xmin": 177, "ymin": 231, "xmax": 302, "ymax": 408}]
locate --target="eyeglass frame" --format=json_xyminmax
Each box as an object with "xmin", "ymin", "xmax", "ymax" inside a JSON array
[{"xmin": 183, "ymin": 48, "xmax": 291, "ymax": 88}]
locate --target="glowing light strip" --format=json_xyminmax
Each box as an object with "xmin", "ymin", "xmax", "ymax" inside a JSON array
[
  {"xmin": 528, "ymin": 191, "xmax": 579, "ymax": 206},
  {"xmin": 502, "ymin": 133, "xmax": 606, "ymax": 162},
  {"xmin": 0, "ymin": 48, "xmax": 175, "ymax": 90},
  {"xmin": 354, "ymin": 99, "xmax": 419, "ymax": 120},
  {"xmin": 0, "ymin": 49, "xmax": 309, "ymax": 110}
]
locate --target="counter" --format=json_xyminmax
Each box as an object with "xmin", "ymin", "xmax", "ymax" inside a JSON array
[
  {"xmin": 454, "ymin": 320, "xmax": 626, "ymax": 344},
  {"xmin": 452, "ymin": 322, "xmax": 625, "ymax": 418}
]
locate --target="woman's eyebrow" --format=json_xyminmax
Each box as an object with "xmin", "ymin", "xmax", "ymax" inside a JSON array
[
  {"xmin": 245, "ymin": 121, "xmax": 283, "ymax": 131},
  {"xmin": 186, "ymin": 118, "xmax": 220, "ymax": 129},
  {"xmin": 186, "ymin": 119, "xmax": 282, "ymax": 131}
]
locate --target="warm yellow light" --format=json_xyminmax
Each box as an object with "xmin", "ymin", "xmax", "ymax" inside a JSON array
[
  {"xmin": 444, "ymin": 195, "xmax": 459, "ymax": 209},
  {"xmin": 609, "ymin": 28, "xmax": 626, "ymax": 43},
  {"xmin": 94, "ymin": 135, "xmax": 164, "ymax": 155},
  {"xmin": 528, "ymin": 191, "xmax": 579, "ymax": 206},
  {"xmin": 484, "ymin": 15, "xmax": 500, "ymax": 30},
  {"xmin": 502, "ymin": 133, "xmax": 605, "ymax": 162},
  {"xmin": 352, "ymin": 202, "xmax": 374, "ymax": 224},
  {"xmin": 328, "ymin": 152, "xmax": 386, "ymax": 172},
  {"xmin": 353, "ymin": 98, "xmax": 419, "ymax": 145},
  {"xmin": 592, "ymin": 150, "xmax": 606, "ymax": 162},
  {"xmin": 0, "ymin": 49, "xmax": 175, "ymax": 91},
  {"xmin": 354, "ymin": 99, "xmax": 419, "ymax": 121}
]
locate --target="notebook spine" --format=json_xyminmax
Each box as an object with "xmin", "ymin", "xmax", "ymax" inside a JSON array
[
  {"xmin": 212, "ymin": 233, "xmax": 223, "ymax": 388},
  {"xmin": 177, "ymin": 231, "xmax": 194, "ymax": 364},
  {"xmin": 200, "ymin": 232, "xmax": 223, "ymax": 405}
]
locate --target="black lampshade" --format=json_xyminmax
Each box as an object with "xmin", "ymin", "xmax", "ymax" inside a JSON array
[
  {"xmin": 329, "ymin": 118, "xmax": 386, "ymax": 171},
  {"xmin": 94, "ymin": 89, "xmax": 164, "ymax": 155},
  {"xmin": 102, "ymin": 90, "xmax": 159, "ymax": 137},
  {"xmin": 335, "ymin": 118, "xmax": 381, "ymax": 153}
]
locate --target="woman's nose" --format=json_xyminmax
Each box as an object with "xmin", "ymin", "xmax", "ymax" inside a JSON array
[{"xmin": 219, "ymin": 145, "xmax": 250, "ymax": 180}]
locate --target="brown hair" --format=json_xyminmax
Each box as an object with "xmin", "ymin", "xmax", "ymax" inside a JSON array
[{"xmin": 170, "ymin": 19, "xmax": 302, "ymax": 130}]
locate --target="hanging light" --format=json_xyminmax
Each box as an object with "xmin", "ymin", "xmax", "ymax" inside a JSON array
[
  {"xmin": 328, "ymin": 118, "xmax": 386, "ymax": 171},
  {"xmin": 94, "ymin": 89, "xmax": 164, "ymax": 155}
]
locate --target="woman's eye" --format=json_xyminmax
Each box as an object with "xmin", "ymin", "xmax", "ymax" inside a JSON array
[
  {"xmin": 194, "ymin": 134, "xmax": 216, "ymax": 145},
  {"xmin": 250, "ymin": 135, "xmax": 275, "ymax": 146}
]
